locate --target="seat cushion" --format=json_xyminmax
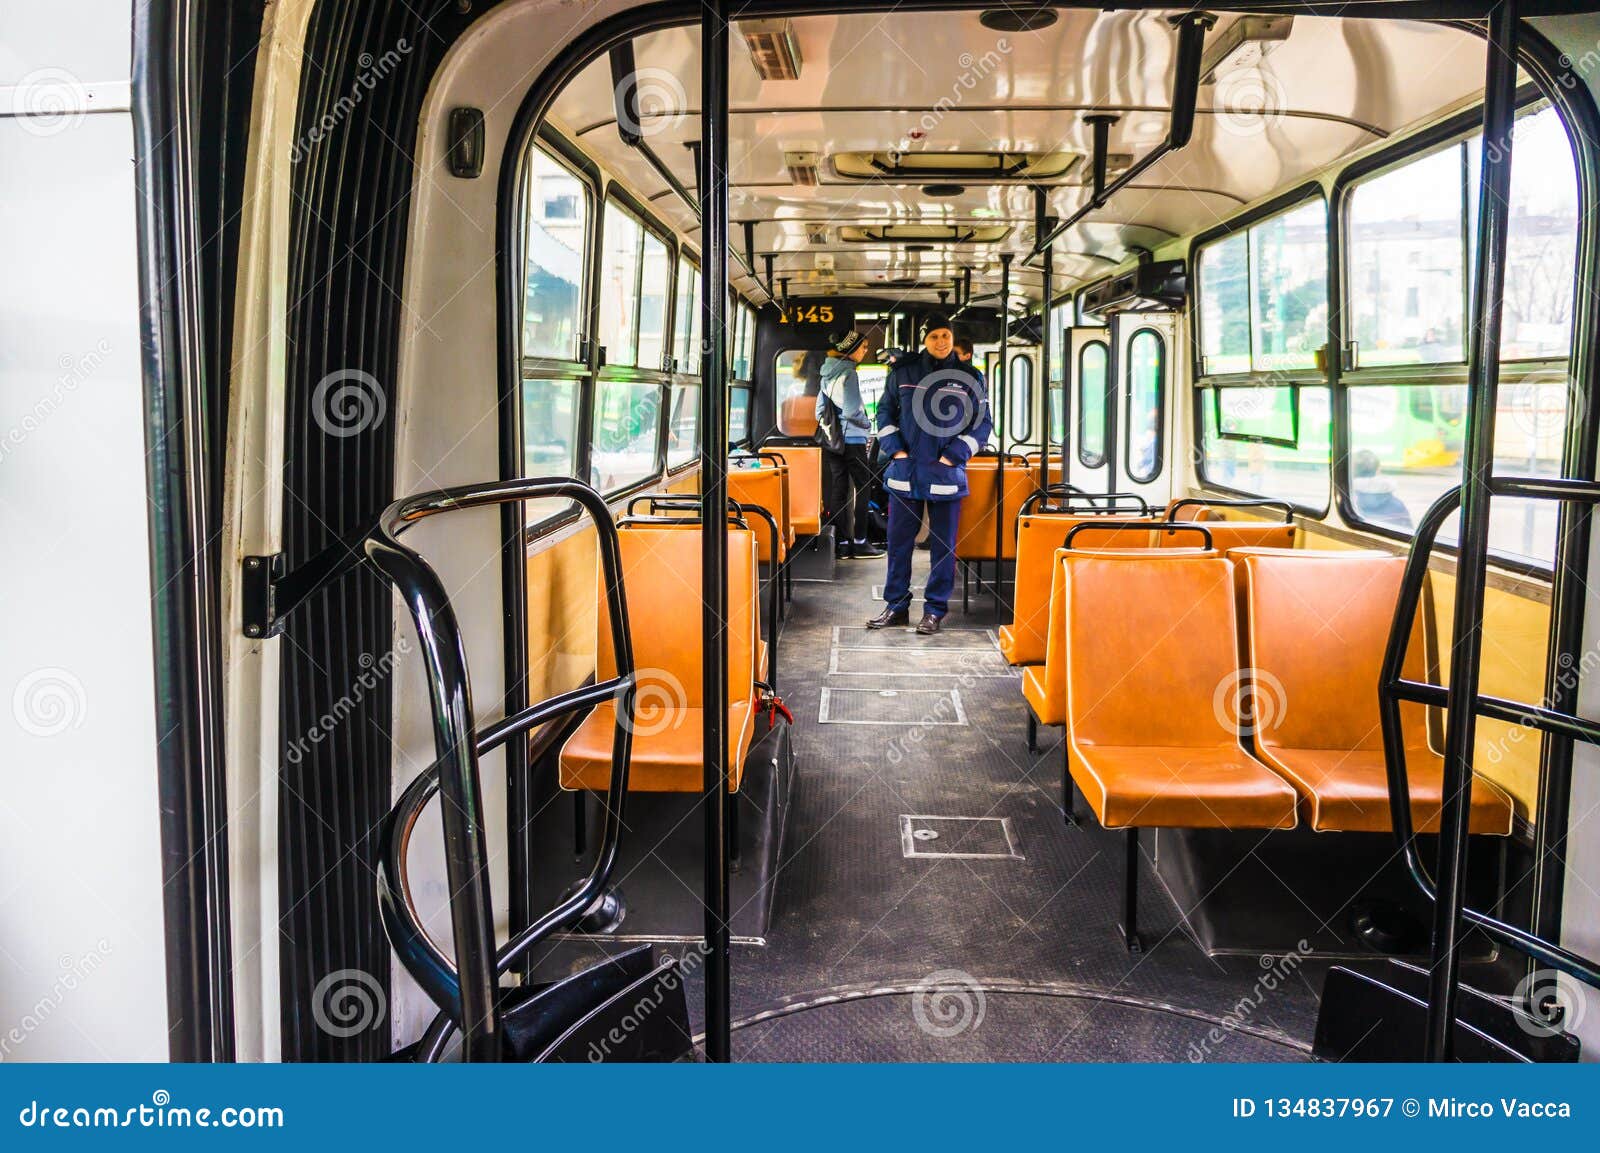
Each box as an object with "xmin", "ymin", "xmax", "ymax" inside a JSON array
[
  {"xmin": 1021, "ymin": 664, "xmax": 1061, "ymax": 726},
  {"xmin": 1069, "ymin": 744, "xmax": 1299, "ymax": 830},
  {"xmin": 1257, "ymin": 745, "xmax": 1514, "ymax": 834},
  {"xmin": 559, "ymin": 699, "xmax": 757, "ymax": 793}
]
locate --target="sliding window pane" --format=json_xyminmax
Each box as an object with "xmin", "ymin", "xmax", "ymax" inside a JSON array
[
  {"xmin": 729, "ymin": 387, "xmax": 751, "ymax": 444},
  {"xmin": 1347, "ymin": 380, "xmax": 1562, "ymax": 563},
  {"xmin": 1348, "ymin": 147, "xmax": 1465, "ymax": 367},
  {"xmin": 522, "ymin": 150, "xmax": 588, "ymax": 361},
  {"xmin": 1249, "ymin": 198, "xmax": 1327, "ymax": 371},
  {"xmin": 1198, "ymin": 232, "xmax": 1250, "ymax": 374},
  {"xmin": 1077, "ymin": 342, "xmax": 1107, "ymax": 468},
  {"xmin": 637, "ymin": 230, "xmax": 670, "ymax": 372},
  {"xmin": 672, "ymin": 258, "xmax": 699, "ymax": 374},
  {"xmin": 590, "ymin": 379, "xmax": 660, "ymax": 492},
  {"xmin": 1199, "ymin": 385, "xmax": 1330, "ymax": 511},
  {"xmin": 520, "ymin": 376, "xmax": 580, "ymax": 522},
  {"xmin": 1008, "ymin": 355, "xmax": 1033, "ymax": 442},
  {"xmin": 598, "ymin": 202, "xmax": 641, "ymax": 367},
  {"xmin": 1125, "ymin": 329, "xmax": 1164, "ymax": 483},
  {"xmin": 667, "ymin": 384, "xmax": 699, "ymax": 468}
]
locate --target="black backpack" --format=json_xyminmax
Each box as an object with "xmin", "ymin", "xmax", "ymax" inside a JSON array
[{"xmin": 814, "ymin": 390, "xmax": 845, "ymax": 454}]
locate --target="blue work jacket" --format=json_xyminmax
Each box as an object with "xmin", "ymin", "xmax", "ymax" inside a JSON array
[{"xmin": 874, "ymin": 350, "xmax": 994, "ymax": 501}]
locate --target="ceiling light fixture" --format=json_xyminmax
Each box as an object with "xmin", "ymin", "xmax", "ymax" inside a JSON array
[
  {"xmin": 978, "ymin": 7, "xmax": 1058, "ymax": 33},
  {"xmin": 742, "ymin": 19, "xmax": 804, "ymax": 81},
  {"xmin": 1199, "ymin": 14, "xmax": 1293, "ymax": 84}
]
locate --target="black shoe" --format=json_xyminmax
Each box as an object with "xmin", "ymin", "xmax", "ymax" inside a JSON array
[
  {"xmin": 916, "ymin": 612, "xmax": 944, "ymax": 635},
  {"xmin": 866, "ymin": 607, "xmax": 910, "ymax": 629},
  {"xmin": 835, "ymin": 542, "xmax": 854, "ymax": 560},
  {"xmin": 851, "ymin": 541, "xmax": 886, "ymax": 559},
  {"xmin": 915, "ymin": 538, "xmax": 932, "ymax": 551}
]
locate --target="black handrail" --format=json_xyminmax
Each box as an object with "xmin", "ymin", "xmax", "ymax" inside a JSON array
[
  {"xmin": 1167, "ymin": 497, "xmax": 1294, "ymax": 524},
  {"xmin": 364, "ymin": 478, "xmax": 637, "ymax": 1062},
  {"xmin": 1378, "ymin": 479, "xmax": 1600, "ymax": 991},
  {"xmin": 1063, "ymin": 520, "xmax": 1211, "ymax": 550},
  {"xmin": 1020, "ymin": 485, "xmax": 1152, "ymax": 517}
]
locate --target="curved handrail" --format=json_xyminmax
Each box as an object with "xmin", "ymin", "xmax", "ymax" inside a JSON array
[
  {"xmin": 364, "ymin": 478, "xmax": 638, "ymax": 1061},
  {"xmin": 1063, "ymin": 520, "xmax": 1212, "ymax": 550},
  {"xmin": 1168, "ymin": 496, "xmax": 1294, "ymax": 523},
  {"xmin": 1378, "ymin": 481, "xmax": 1600, "ymax": 989}
]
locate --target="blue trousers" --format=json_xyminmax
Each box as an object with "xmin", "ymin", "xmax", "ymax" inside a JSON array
[{"xmin": 884, "ymin": 494, "xmax": 961, "ymax": 617}]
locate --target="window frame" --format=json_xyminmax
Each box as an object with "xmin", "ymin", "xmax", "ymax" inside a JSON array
[
  {"xmin": 1329, "ymin": 91, "xmax": 1578, "ymax": 575},
  {"xmin": 1123, "ymin": 326, "xmax": 1166, "ymax": 485}
]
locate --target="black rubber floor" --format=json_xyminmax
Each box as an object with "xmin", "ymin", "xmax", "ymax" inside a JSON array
[{"xmin": 527, "ymin": 551, "xmax": 1324, "ymax": 1061}]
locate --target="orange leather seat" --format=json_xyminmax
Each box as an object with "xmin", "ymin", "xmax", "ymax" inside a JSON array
[
  {"xmin": 560, "ymin": 525, "xmax": 760, "ymax": 793},
  {"xmin": 728, "ymin": 466, "xmax": 788, "ymax": 563},
  {"xmin": 1062, "ymin": 552, "xmax": 1299, "ymax": 831},
  {"xmin": 779, "ymin": 394, "xmax": 818, "ymax": 438},
  {"xmin": 1240, "ymin": 552, "xmax": 1514, "ymax": 834},
  {"xmin": 955, "ymin": 457, "xmax": 1034, "ymax": 561},
  {"xmin": 1023, "ymin": 545, "xmax": 1215, "ymax": 729},
  {"xmin": 999, "ymin": 513, "xmax": 1157, "ymax": 666},
  {"xmin": 768, "ymin": 446, "xmax": 823, "ymax": 536}
]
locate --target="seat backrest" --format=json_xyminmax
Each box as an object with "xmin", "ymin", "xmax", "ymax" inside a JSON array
[
  {"xmin": 727, "ymin": 468, "xmax": 786, "ymax": 561},
  {"xmin": 955, "ymin": 461, "xmax": 1034, "ymax": 559},
  {"xmin": 597, "ymin": 526, "xmax": 758, "ymax": 704},
  {"xmin": 1007, "ymin": 514, "xmax": 1157, "ymax": 664},
  {"xmin": 768, "ymin": 446, "xmax": 823, "ymax": 530},
  {"xmin": 1242, "ymin": 551, "xmax": 1428, "ymax": 754},
  {"xmin": 1159, "ymin": 520, "xmax": 1295, "ymax": 552},
  {"xmin": 1062, "ymin": 552, "xmax": 1241, "ymax": 749},
  {"xmin": 779, "ymin": 395, "xmax": 818, "ymax": 437}
]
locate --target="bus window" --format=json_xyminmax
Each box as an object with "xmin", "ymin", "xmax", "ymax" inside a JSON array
[
  {"xmin": 1124, "ymin": 329, "xmax": 1164, "ymax": 483},
  {"xmin": 672, "ymin": 257, "xmax": 701, "ymax": 375},
  {"xmin": 521, "ymin": 147, "xmax": 588, "ymax": 362},
  {"xmin": 1197, "ymin": 232, "xmax": 1250, "ymax": 375},
  {"xmin": 1077, "ymin": 342, "xmax": 1107, "ymax": 468},
  {"xmin": 729, "ymin": 386, "xmax": 751, "ymax": 446},
  {"xmin": 637, "ymin": 229, "xmax": 670, "ymax": 371},
  {"xmin": 734, "ymin": 302, "xmax": 756, "ymax": 379},
  {"xmin": 591, "ymin": 379, "xmax": 661, "ymax": 493},
  {"xmin": 598, "ymin": 200, "xmax": 641, "ymax": 366},
  {"xmin": 667, "ymin": 382, "xmax": 699, "ymax": 468},
  {"xmin": 1008, "ymin": 354, "xmax": 1033, "ymax": 444},
  {"xmin": 1198, "ymin": 197, "xmax": 1326, "ymax": 375},
  {"xmin": 1047, "ymin": 303, "xmax": 1069, "ymax": 382},
  {"xmin": 1201, "ymin": 386, "xmax": 1332, "ymax": 513},
  {"xmin": 775, "ymin": 349, "xmax": 817, "ymax": 435}
]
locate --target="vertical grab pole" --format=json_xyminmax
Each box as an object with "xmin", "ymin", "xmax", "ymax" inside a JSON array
[
  {"xmin": 1426, "ymin": 0, "xmax": 1518, "ymax": 1062},
  {"xmin": 1035, "ymin": 187, "xmax": 1053, "ymax": 494},
  {"xmin": 698, "ymin": 0, "xmax": 733, "ymax": 1064},
  {"xmin": 994, "ymin": 253, "xmax": 1012, "ymax": 623}
]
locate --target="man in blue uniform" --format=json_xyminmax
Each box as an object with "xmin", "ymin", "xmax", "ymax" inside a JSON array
[{"xmin": 867, "ymin": 315, "xmax": 993, "ymax": 635}]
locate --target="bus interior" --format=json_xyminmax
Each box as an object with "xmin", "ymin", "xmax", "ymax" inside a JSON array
[{"xmin": 8, "ymin": 0, "xmax": 1600, "ymax": 1064}]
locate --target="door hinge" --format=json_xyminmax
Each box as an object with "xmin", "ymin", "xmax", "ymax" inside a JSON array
[{"xmin": 241, "ymin": 553, "xmax": 286, "ymax": 639}]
